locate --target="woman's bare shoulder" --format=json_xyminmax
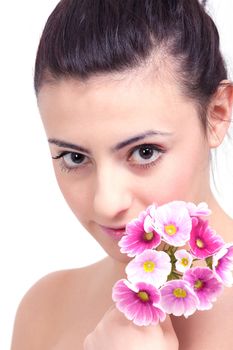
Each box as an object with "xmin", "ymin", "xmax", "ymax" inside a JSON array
[{"xmin": 10, "ymin": 261, "xmax": 106, "ymax": 350}]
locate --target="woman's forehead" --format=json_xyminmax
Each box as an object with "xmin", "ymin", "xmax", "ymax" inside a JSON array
[
  {"xmin": 38, "ymin": 64, "xmax": 189, "ymax": 113},
  {"xmin": 38, "ymin": 73, "xmax": 203, "ymax": 150}
]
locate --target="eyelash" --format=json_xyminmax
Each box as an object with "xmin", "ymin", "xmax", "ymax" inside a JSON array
[
  {"xmin": 52, "ymin": 144, "xmax": 166, "ymax": 173},
  {"xmin": 127, "ymin": 144, "xmax": 165, "ymax": 169}
]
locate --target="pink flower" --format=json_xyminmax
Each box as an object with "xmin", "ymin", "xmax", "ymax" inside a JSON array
[
  {"xmin": 189, "ymin": 217, "xmax": 224, "ymax": 259},
  {"xmin": 174, "ymin": 249, "xmax": 193, "ymax": 273},
  {"xmin": 160, "ymin": 280, "xmax": 199, "ymax": 318},
  {"xmin": 112, "ymin": 279, "xmax": 166, "ymax": 326},
  {"xmin": 125, "ymin": 249, "xmax": 171, "ymax": 288},
  {"xmin": 152, "ymin": 201, "xmax": 192, "ymax": 247},
  {"xmin": 213, "ymin": 243, "xmax": 233, "ymax": 287},
  {"xmin": 186, "ymin": 202, "xmax": 211, "ymax": 217},
  {"xmin": 119, "ymin": 209, "xmax": 161, "ymax": 257},
  {"xmin": 184, "ymin": 267, "xmax": 223, "ymax": 310}
]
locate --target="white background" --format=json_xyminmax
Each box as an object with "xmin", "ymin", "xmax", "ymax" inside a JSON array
[{"xmin": 0, "ymin": 1, "xmax": 233, "ymax": 349}]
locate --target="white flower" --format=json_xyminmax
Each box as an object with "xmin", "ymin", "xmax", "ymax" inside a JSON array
[{"xmin": 175, "ymin": 249, "xmax": 193, "ymax": 273}]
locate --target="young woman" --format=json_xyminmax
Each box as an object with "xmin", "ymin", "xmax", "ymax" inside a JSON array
[{"xmin": 11, "ymin": 0, "xmax": 233, "ymax": 349}]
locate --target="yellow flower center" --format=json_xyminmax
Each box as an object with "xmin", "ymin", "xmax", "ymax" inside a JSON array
[
  {"xmin": 194, "ymin": 279, "xmax": 203, "ymax": 289},
  {"xmin": 196, "ymin": 238, "xmax": 205, "ymax": 248},
  {"xmin": 143, "ymin": 260, "xmax": 155, "ymax": 272},
  {"xmin": 137, "ymin": 291, "xmax": 150, "ymax": 302},
  {"xmin": 143, "ymin": 231, "xmax": 154, "ymax": 241},
  {"xmin": 165, "ymin": 224, "xmax": 177, "ymax": 236},
  {"xmin": 173, "ymin": 288, "xmax": 187, "ymax": 298},
  {"xmin": 181, "ymin": 258, "xmax": 189, "ymax": 266}
]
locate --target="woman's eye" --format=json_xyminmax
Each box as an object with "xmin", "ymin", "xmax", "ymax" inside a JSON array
[
  {"xmin": 128, "ymin": 144, "xmax": 164, "ymax": 167},
  {"xmin": 52, "ymin": 151, "xmax": 89, "ymax": 170}
]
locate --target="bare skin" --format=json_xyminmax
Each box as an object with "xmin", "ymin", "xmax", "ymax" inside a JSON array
[
  {"xmin": 84, "ymin": 307, "xmax": 178, "ymax": 350},
  {"xmin": 11, "ymin": 259, "xmax": 123, "ymax": 350},
  {"xmin": 10, "ymin": 258, "xmax": 177, "ymax": 349}
]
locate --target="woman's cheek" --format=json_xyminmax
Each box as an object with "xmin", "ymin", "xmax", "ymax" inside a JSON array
[
  {"xmin": 54, "ymin": 174, "xmax": 90, "ymax": 220},
  {"xmin": 135, "ymin": 166, "xmax": 202, "ymax": 205}
]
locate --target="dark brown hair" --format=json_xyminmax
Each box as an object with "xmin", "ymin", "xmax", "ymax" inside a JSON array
[{"xmin": 34, "ymin": 0, "xmax": 228, "ymax": 128}]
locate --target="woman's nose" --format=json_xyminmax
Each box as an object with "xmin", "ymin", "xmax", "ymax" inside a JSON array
[{"xmin": 93, "ymin": 165, "xmax": 133, "ymax": 220}]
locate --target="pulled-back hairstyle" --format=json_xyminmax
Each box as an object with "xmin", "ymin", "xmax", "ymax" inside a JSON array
[{"xmin": 34, "ymin": 0, "xmax": 228, "ymax": 128}]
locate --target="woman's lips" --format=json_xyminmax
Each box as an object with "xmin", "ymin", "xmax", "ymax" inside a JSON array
[{"xmin": 99, "ymin": 225, "xmax": 126, "ymax": 240}]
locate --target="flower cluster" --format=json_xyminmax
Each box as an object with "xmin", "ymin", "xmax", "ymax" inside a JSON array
[{"xmin": 112, "ymin": 201, "xmax": 233, "ymax": 326}]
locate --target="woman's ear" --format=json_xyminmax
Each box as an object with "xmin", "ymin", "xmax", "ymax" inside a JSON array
[{"xmin": 207, "ymin": 80, "xmax": 233, "ymax": 148}]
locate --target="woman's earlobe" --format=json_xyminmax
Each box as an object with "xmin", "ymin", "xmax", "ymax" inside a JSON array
[{"xmin": 207, "ymin": 80, "xmax": 233, "ymax": 148}]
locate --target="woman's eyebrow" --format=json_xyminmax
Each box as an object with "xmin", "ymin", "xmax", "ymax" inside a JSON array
[
  {"xmin": 48, "ymin": 130, "xmax": 172, "ymax": 154},
  {"xmin": 111, "ymin": 130, "xmax": 172, "ymax": 152},
  {"xmin": 48, "ymin": 138, "xmax": 91, "ymax": 154}
]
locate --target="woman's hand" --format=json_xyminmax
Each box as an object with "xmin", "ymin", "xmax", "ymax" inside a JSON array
[{"xmin": 83, "ymin": 306, "xmax": 178, "ymax": 350}]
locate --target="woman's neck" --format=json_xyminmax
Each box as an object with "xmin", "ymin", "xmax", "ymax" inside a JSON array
[{"xmin": 203, "ymin": 191, "xmax": 233, "ymax": 242}]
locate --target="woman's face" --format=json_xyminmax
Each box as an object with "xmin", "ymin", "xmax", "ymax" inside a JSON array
[{"xmin": 38, "ymin": 69, "xmax": 212, "ymax": 262}]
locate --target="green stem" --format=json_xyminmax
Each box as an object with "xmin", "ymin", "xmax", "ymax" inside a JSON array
[{"xmin": 205, "ymin": 256, "xmax": 213, "ymax": 270}]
